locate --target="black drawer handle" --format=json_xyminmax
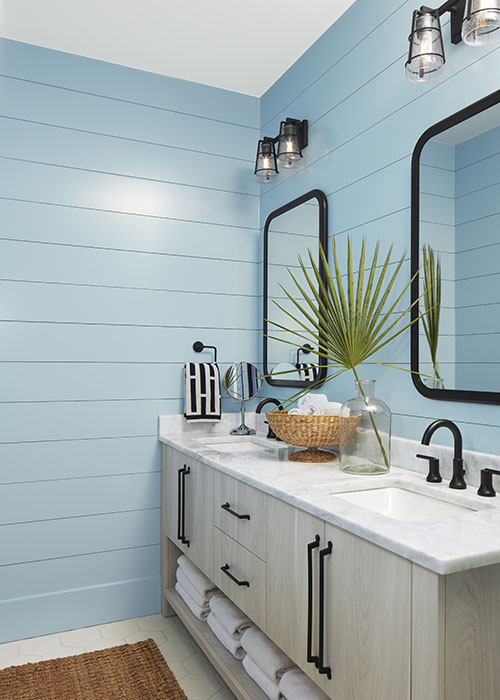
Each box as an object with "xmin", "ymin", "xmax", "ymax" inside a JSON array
[
  {"xmin": 221, "ymin": 564, "xmax": 250, "ymax": 587},
  {"xmin": 318, "ymin": 541, "xmax": 333, "ymax": 679},
  {"xmin": 221, "ymin": 502, "xmax": 251, "ymax": 520},
  {"xmin": 307, "ymin": 535, "xmax": 321, "ymax": 667},
  {"xmin": 177, "ymin": 467, "xmax": 184, "ymax": 542},
  {"xmin": 181, "ymin": 466, "xmax": 190, "ymax": 547}
]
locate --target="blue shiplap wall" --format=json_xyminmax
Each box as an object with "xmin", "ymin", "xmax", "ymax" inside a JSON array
[
  {"xmin": 259, "ymin": 0, "xmax": 500, "ymax": 451},
  {"xmin": 0, "ymin": 38, "xmax": 259, "ymax": 643},
  {"xmin": 455, "ymin": 125, "xmax": 500, "ymax": 389}
]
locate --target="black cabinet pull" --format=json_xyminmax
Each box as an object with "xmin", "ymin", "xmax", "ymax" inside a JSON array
[
  {"xmin": 180, "ymin": 466, "xmax": 190, "ymax": 547},
  {"xmin": 177, "ymin": 467, "xmax": 184, "ymax": 542},
  {"xmin": 221, "ymin": 502, "xmax": 251, "ymax": 520},
  {"xmin": 220, "ymin": 564, "xmax": 250, "ymax": 587},
  {"xmin": 318, "ymin": 541, "xmax": 333, "ymax": 679},
  {"xmin": 307, "ymin": 535, "xmax": 321, "ymax": 667}
]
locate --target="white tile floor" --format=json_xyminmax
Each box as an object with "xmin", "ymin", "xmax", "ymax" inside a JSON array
[{"xmin": 0, "ymin": 614, "xmax": 237, "ymax": 700}]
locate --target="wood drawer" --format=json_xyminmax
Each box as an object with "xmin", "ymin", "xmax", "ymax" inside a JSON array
[
  {"xmin": 214, "ymin": 472, "xmax": 267, "ymax": 560},
  {"xmin": 214, "ymin": 528, "xmax": 266, "ymax": 631}
]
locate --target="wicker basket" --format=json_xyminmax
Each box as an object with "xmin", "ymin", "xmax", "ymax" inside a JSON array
[{"xmin": 266, "ymin": 410, "xmax": 361, "ymax": 463}]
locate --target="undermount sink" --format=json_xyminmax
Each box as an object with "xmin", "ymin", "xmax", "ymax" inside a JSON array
[
  {"xmin": 194, "ymin": 436, "xmax": 286, "ymax": 454},
  {"xmin": 333, "ymin": 486, "xmax": 477, "ymax": 521}
]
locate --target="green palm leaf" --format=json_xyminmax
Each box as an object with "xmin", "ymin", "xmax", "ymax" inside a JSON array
[{"xmin": 266, "ymin": 234, "xmax": 431, "ymax": 469}]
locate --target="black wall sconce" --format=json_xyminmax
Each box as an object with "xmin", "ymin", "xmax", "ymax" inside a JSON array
[
  {"xmin": 254, "ymin": 117, "xmax": 308, "ymax": 183},
  {"xmin": 406, "ymin": 0, "xmax": 500, "ymax": 83}
]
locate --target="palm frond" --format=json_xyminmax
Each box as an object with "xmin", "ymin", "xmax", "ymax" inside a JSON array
[
  {"xmin": 422, "ymin": 244, "xmax": 442, "ymax": 381},
  {"xmin": 266, "ymin": 234, "xmax": 432, "ymax": 470}
]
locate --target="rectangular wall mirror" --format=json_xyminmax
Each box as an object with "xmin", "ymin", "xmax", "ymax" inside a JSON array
[
  {"xmin": 263, "ymin": 189, "xmax": 328, "ymax": 388},
  {"xmin": 411, "ymin": 89, "xmax": 500, "ymax": 405}
]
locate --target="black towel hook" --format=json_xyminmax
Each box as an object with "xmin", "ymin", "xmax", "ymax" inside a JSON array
[
  {"xmin": 296, "ymin": 343, "xmax": 314, "ymax": 365},
  {"xmin": 193, "ymin": 341, "xmax": 218, "ymax": 363}
]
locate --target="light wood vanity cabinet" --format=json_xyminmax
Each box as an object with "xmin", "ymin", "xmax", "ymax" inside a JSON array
[
  {"xmin": 162, "ymin": 445, "xmax": 500, "ymax": 700},
  {"xmin": 163, "ymin": 446, "xmax": 214, "ymax": 580}
]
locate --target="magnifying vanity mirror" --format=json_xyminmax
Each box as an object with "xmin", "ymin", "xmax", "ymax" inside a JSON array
[
  {"xmin": 411, "ymin": 88, "xmax": 500, "ymax": 404},
  {"xmin": 263, "ymin": 190, "xmax": 328, "ymax": 388},
  {"xmin": 224, "ymin": 362, "xmax": 263, "ymax": 435}
]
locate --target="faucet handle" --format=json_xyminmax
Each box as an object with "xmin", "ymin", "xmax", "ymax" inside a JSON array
[
  {"xmin": 416, "ymin": 454, "xmax": 442, "ymax": 483},
  {"xmin": 478, "ymin": 468, "xmax": 500, "ymax": 497}
]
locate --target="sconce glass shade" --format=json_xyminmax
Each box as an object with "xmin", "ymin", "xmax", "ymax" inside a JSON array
[
  {"xmin": 405, "ymin": 9, "xmax": 445, "ymax": 83},
  {"xmin": 462, "ymin": 0, "xmax": 500, "ymax": 45},
  {"xmin": 277, "ymin": 122, "xmax": 302, "ymax": 168},
  {"xmin": 255, "ymin": 139, "xmax": 278, "ymax": 183}
]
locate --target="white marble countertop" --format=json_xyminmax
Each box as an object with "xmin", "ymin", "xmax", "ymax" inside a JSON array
[{"xmin": 159, "ymin": 429, "xmax": 500, "ymax": 576}]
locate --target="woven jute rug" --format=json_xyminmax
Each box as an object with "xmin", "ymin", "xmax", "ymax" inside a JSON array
[{"xmin": 0, "ymin": 639, "xmax": 187, "ymax": 700}]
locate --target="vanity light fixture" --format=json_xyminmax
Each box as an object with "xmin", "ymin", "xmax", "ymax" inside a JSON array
[
  {"xmin": 406, "ymin": 0, "xmax": 500, "ymax": 83},
  {"xmin": 462, "ymin": 0, "xmax": 500, "ymax": 45},
  {"xmin": 254, "ymin": 139, "xmax": 278, "ymax": 183},
  {"xmin": 254, "ymin": 117, "xmax": 308, "ymax": 183}
]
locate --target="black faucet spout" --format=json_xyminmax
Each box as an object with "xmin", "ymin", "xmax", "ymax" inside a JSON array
[
  {"xmin": 420, "ymin": 419, "xmax": 466, "ymax": 489},
  {"xmin": 256, "ymin": 398, "xmax": 283, "ymax": 439}
]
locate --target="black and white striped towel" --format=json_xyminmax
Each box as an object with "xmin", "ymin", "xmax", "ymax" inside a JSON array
[
  {"xmin": 184, "ymin": 362, "xmax": 222, "ymax": 422},
  {"xmin": 295, "ymin": 363, "xmax": 319, "ymax": 382}
]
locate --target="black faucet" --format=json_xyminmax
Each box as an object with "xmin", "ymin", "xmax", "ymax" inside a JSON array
[
  {"xmin": 420, "ymin": 419, "xmax": 466, "ymax": 489},
  {"xmin": 256, "ymin": 398, "xmax": 283, "ymax": 439}
]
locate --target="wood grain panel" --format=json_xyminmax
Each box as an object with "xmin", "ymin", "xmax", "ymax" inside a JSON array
[
  {"xmin": 321, "ymin": 523, "xmax": 411, "ymax": 700},
  {"xmin": 445, "ymin": 563, "xmax": 500, "ymax": 700},
  {"xmin": 214, "ymin": 471, "xmax": 267, "ymax": 560},
  {"xmin": 214, "ymin": 528, "xmax": 266, "ymax": 631},
  {"xmin": 266, "ymin": 496, "xmax": 325, "ymax": 687}
]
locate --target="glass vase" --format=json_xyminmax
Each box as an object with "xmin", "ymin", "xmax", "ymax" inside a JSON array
[
  {"xmin": 423, "ymin": 376, "xmax": 444, "ymax": 390},
  {"xmin": 340, "ymin": 379, "xmax": 391, "ymax": 475}
]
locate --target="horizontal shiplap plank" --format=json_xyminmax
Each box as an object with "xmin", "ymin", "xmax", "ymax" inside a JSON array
[
  {"xmin": 0, "ymin": 472, "xmax": 160, "ymax": 524},
  {"xmin": 0, "ymin": 159, "xmax": 257, "ymax": 229},
  {"xmin": 0, "ymin": 575, "xmax": 160, "ymax": 644},
  {"xmin": 0, "ymin": 117, "xmax": 257, "ymax": 195},
  {"xmin": 0, "ymin": 246, "xmax": 245, "ymax": 303},
  {"xmin": 0, "ymin": 511, "xmax": 160, "ymax": 566},
  {"xmin": 0, "ymin": 435, "xmax": 159, "ymax": 483},
  {"xmin": 0, "ymin": 281, "xmax": 259, "ymax": 326},
  {"xmin": 0, "ymin": 546, "xmax": 159, "ymax": 601},
  {"xmin": 0, "ymin": 324, "xmax": 260, "ymax": 362},
  {"xmin": 0, "ymin": 198, "xmax": 260, "ymax": 261},
  {"xmin": 0, "ymin": 39, "xmax": 259, "ymax": 128},
  {"xmin": 0, "ymin": 75, "xmax": 256, "ymax": 160}
]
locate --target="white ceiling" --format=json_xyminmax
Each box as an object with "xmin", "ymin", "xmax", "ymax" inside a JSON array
[{"xmin": 0, "ymin": 0, "xmax": 356, "ymax": 97}]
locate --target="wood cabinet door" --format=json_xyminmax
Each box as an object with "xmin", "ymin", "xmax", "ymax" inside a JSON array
[
  {"xmin": 266, "ymin": 496, "xmax": 326, "ymax": 688},
  {"xmin": 321, "ymin": 523, "xmax": 411, "ymax": 700},
  {"xmin": 164, "ymin": 447, "xmax": 214, "ymax": 580}
]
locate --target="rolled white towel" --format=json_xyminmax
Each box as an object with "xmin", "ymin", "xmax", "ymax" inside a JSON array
[
  {"xmin": 176, "ymin": 567, "xmax": 218, "ymax": 610},
  {"xmin": 242, "ymin": 654, "xmax": 281, "ymax": 700},
  {"xmin": 288, "ymin": 404, "xmax": 322, "ymax": 416},
  {"xmin": 298, "ymin": 393, "xmax": 328, "ymax": 410},
  {"xmin": 279, "ymin": 668, "xmax": 329, "ymax": 700},
  {"xmin": 340, "ymin": 405, "xmax": 351, "ymax": 417},
  {"xmin": 209, "ymin": 594, "xmax": 253, "ymax": 639},
  {"xmin": 175, "ymin": 581, "xmax": 209, "ymax": 621},
  {"xmin": 241, "ymin": 627, "xmax": 294, "ymax": 683},
  {"xmin": 207, "ymin": 612, "xmax": 246, "ymax": 660},
  {"xmin": 177, "ymin": 555, "xmax": 218, "ymax": 598},
  {"xmin": 302, "ymin": 404, "xmax": 322, "ymax": 415},
  {"xmin": 322, "ymin": 401, "xmax": 343, "ymax": 416}
]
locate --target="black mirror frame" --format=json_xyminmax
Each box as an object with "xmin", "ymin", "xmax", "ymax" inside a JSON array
[
  {"xmin": 411, "ymin": 88, "xmax": 500, "ymax": 405},
  {"xmin": 263, "ymin": 189, "xmax": 328, "ymax": 388}
]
